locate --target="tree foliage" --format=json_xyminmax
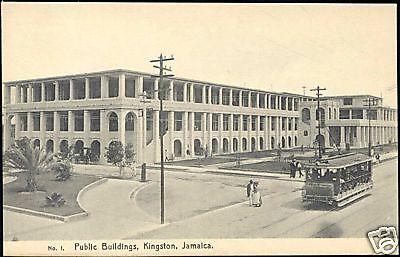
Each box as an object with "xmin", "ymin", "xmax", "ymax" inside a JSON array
[{"xmin": 4, "ymin": 137, "xmax": 54, "ymax": 192}]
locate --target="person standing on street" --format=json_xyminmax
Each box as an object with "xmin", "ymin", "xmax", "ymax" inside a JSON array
[
  {"xmin": 290, "ymin": 159, "xmax": 297, "ymax": 178},
  {"xmin": 297, "ymin": 161, "xmax": 303, "ymax": 178},
  {"xmin": 246, "ymin": 180, "xmax": 254, "ymax": 206},
  {"xmin": 252, "ymin": 186, "xmax": 262, "ymax": 207}
]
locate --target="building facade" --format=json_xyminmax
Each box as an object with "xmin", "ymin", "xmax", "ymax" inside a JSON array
[
  {"xmin": 298, "ymin": 95, "xmax": 397, "ymax": 150},
  {"xmin": 3, "ymin": 69, "xmax": 397, "ymax": 164}
]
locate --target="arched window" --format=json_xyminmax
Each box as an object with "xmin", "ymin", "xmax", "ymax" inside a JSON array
[
  {"xmin": 288, "ymin": 136, "xmax": 292, "ymax": 148},
  {"xmin": 223, "ymin": 138, "xmax": 229, "ymax": 153},
  {"xmin": 304, "ymin": 130, "xmax": 309, "ymax": 136},
  {"xmin": 281, "ymin": 137, "xmax": 286, "ymax": 148},
  {"xmin": 33, "ymin": 139, "xmax": 40, "ymax": 149},
  {"xmin": 242, "ymin": 138, "xmax": 248, "ymax": 151},
  {"xmin": 194, "ymin": 139, "xmax": 202, "ymax": 156},
  {"xmin": 334, "ymin": 109, "xmax": 337, "ymax": 119},
  {"xmin": 75, "ymin": 140, "xmax": 84, "ymax": 155},
  {"xmin": 60, "ymin": 140, "xmax": 69, "ymax": 153},
  {"xmin": 212, "ymin": 138, "xmax": 218, "ymax": 154},
  {"xmin": 271, "ymin": 137, "xmax": 275, "ymax": 149},
  {"xmin": 294, "ymin": 136, "xmax": 298, "ymax": 146},
  {"xmin": 46, "ymin": 139, "xmax": 54, "ymax": 153},
  {"xmin": 301, "ymin": 108, "xmax": 311, "ymax": 122},
  {"xmin": 174, "ymin": 140, "xmax": 182, "ymax": 157},
  {"xmin": 259, "ymin": 137, "xmax": 264, "ymax": 150},
  {"xmin": 233, "ymin": 138, "xmax": 238, "ymax": 152},
  {"xmin": 250, "ymin": 137, "xmax": 256, "ymax": 152},
  {"xmin": 91, "ymin": 140, "xmax": 101, "ymax": 162},
  {"xmin": 108, "ymin": 112, "xmax": 118, "ymax": 131},
  {"xmin": 125, "ymin": 112, "xmax": 135, "ymax": 131},
  {"xmin": 328, "ymin": 108, "xmax": 332, "ymax": 120}
]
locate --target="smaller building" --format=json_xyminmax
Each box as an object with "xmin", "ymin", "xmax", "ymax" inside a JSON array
[{"xmin": 298, "ymin": 95, "xmax": 397, "ymax": 150}]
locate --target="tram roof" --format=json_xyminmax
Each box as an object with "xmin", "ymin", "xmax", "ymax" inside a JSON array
[{"xmin": 302, "ymin": 153, "xmax": 372, "ymax": 169}]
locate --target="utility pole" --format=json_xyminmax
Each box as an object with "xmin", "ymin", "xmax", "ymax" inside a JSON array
[
  {"xmin": 363, "ymin": 97, "xmax": 377, "ymax": 157},
  {"xmin": 310, "ymin": 86, "xmax": 326, "ymax": 159},
  {"xmin": 302, "ymin": 86, "xmax": 306, "ymax": 96},
  {"xmin": 150, "ymin": 53, "xmax": 174, "ymax": 224}
]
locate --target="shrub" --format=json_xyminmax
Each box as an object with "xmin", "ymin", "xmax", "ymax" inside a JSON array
[
  {"xmin": 50, "ymin": 162, "xmax": 72, "ymax": 181},
  {"xmin": 46, "ymin": 192, "xmax": 66, "ymax": 207}
]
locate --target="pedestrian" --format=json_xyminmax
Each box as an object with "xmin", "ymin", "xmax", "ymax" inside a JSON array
[
  {"xmin": 252, "ymin": 186, "xmax": 262, "ymax": 207},
  {"xmin": 301, "ymin": 144, "xmax": 304, "ymax": 155},
  {"xmin": 246, "ymin": 180, "xmax": 254, "ymax": 206},
  {"xmin": 290, "ymin": 158, "xmax": 297, "ymax": 178},
  {"xmin": 297, "ymin": 161, "xmax": 303, "ymax": 178},
  {"xmin": 165, "ymin": 149, "xmax": 169, "ymax": 162},
  {"xmin": 376, "ymin": 153, "xmax": 380, "ymax": 163},
  {"xmin": 277, "ymin": 144, "xmax": 282, "ymax": 162}
]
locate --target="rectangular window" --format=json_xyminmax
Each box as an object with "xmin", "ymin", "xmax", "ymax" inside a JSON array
[
  {"xmin": 251, "ymin": 93, "xmax": 257, "ymax": 108},
  {"xmin": 281, "ymin": 97, "xmax": 287, "ymax": 110},
  {"xmin": 222, "ymin": 89, "xmax": 230, "ymax": 105},
  {"xmin": 212, "ymin": 114, "xmax": 219, "ymax": 131},
  {"xmin": 90, "ymin": 110, "xmax": 100, "ymax": 131},
  {"xmin": 243, "ymin": 115, "xmax": 248, "ymax": 131},
  {"xmin": 211, "ymin": 88, "xmax": 219, "ymax": 104},
  {"xmin": 339, "ymin": 109, "xmax": 350, "ymax": 119},
  {"xmin": 242, "ymin": 92, "xmax": 249, "ymax": 107},
  {"xmin": 288, "ymin": 118, "xmax": 292, "ymax": 131},
  {"xmin": 233, "ymin": 115, "xmax": 239, "ymax": 131},
  {"xmin": 260, "ymin": 116, "xmax": 265, "ymax": 131},
  {"xmin": 59, "ymin": 111, "xmax": 68, "ymax": 131},
  {"xmin": 45, "ymin": 112, "xmax": 54, "ymax": 131},
  {"xmin": 343, "ymin": 98, "xmax": 353, "ymax": 105},
  {"xmin": 351, "ymin": 109, "xmax": 363, "ymax": 119},
  {"xmin": 174, "ymin": 112, "xmax": 183, "ymax": 131},
  {"xmin": 59, "ymin": 80, "xmax": 70, "ymax": 100},
  {"xmin": 20, "ymin": 113, "xmax": 28, "ymax": 131},
  {"xmin": 259, "ymin": 94, "xmax": 265, "ymax": 108},
  {"xmin": 194, "ymin": 112, "xmax": 202, "ymax": 131},
  {"xmin": 251, "ymin": 116, "xmax": 257, "ymax": 131},
  {"xmin": 74, "ymin": 111, "xmax": 84, "ymax": 131},
  {"xmin": 89, "ymin": 77, "xmax": 101, "ymax": 99},
  {"xmin": 73, "ymin": 79, "xmax": 86, "ymax": 100},
  {"xmin": 295, "ymin": 118, "xmax": 298, "ymax": 131},
  {"xmin": 223, "ymin": 114, "xmax": 229, "ymax": 131},
  {"xmin": 109, "ymin": 77, "xmax": 119, "ymax": 98},
  {"xmin": 232, "ymin": 90, "xmax": 240, "ymax": 106},
  {"xmin": 194, "ymin": 86, "xmax": 203, "ymax": 103},
  {"xmin": 173, "ymin": 85, "xmax": 184, "ymax": 102},
  {"xmin": 270, "ymin": 96, "xmax": 276, "ymax": 109},
  {"xmin": 125, "ymin": 77, "xmax": 135, "ymax": 98},
  {"xmin": 282, "ymin": 117, "xmax": 286, "ymax": 130},
  {"xmin": 271, "ymin": 117, "xmax": 276, "ymax": 131}
]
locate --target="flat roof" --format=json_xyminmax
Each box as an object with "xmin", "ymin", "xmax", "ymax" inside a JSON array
[
  {"xmin": 3, "ymin": 69, "xmax": 305, "ymax": 97},
  {"xmin": 302, "ymin": 153, "xmax": 372, "ymax": 169}
]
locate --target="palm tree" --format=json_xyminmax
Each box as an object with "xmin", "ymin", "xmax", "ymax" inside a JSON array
[{"xmin": 4, "ymin": 137, "xmax": 54, "ymax": 192}]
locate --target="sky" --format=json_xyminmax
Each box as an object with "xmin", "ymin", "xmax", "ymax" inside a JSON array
[{"xmin": 2, "ymin": 3, "xmax": 397, "ymax": 107}]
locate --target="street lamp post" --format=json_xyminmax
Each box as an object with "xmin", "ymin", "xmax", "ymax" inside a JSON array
[{"xmin": 150, "ymin": 53, "xmax": 174, "ymax": 224}]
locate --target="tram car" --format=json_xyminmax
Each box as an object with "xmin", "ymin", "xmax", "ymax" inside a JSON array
[{"xmin": 301, "ymin": 153, "xmax": 373, "ymax": 207}]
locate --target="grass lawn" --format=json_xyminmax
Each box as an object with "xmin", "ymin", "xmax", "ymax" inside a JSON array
[
  {"xmin": 3, "ymin": 171, "xmax": 100, "ymax": 216},
  {"xmin": 227, "ymin": 160, "xmax": 291, "ymax": 174},
  {"xmin": 166, "ymin": 157, "xmax": 238, "ymax": 167}
]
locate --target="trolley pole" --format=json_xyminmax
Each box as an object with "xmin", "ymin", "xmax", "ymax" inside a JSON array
[
  {"xmin": 150, "ymin": 53, "xmax": 174, "ymax": 224},
  {"xmin": 310, "ymin": 86, "xmax": 326, "ymax": 159},
  {"xmin": 363, "ymin": 98, "xmax": 377, "ymax": 157}
]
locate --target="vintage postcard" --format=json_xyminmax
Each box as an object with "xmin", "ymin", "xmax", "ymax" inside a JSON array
[{"xmin": 2, "ymin": 2, "xmax": 398, "ymax": 256}]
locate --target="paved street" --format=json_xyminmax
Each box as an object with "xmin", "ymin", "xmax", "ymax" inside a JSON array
[{"xmin": 131, "ymin": 159, "xmax": 398, "ymax": 239}]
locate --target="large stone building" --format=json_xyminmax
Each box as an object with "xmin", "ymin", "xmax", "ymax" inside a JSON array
[{"xmin": 2, "ymin": 69, "xmax": 397, "ymax": 164}]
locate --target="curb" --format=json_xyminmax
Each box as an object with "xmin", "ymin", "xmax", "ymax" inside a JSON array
[
  {"xmin": 76, "ymin": 178, "xmax": 108, "ymax": 216},
  {"xmin": 3, "ymin": 177, "xmax": 108, "ymax": 222}
]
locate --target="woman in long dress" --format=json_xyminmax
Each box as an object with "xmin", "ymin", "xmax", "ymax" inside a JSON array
[{"xmin": 252, "ymin": 186, "xmax": 262, "ymax": 207}]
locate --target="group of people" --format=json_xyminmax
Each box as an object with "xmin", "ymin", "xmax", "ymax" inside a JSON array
[
  {"xmin": 289, "ymin": 158, "xmax": 303, "ymax": 178},
  {"xmin": 246, "ymin": 180, "xmax": 263, "ymax": 207}
]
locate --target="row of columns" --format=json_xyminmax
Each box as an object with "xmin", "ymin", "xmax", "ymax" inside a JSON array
[{"xmin": 339, "ymin": 126, "xmax": 397, "ymax": 148}]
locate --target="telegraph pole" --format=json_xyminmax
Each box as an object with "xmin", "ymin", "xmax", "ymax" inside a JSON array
[
  {"xmin": 150, "ymin": 53, "xmax": 174, "ymax": 224},
  {"xmin": 363, "ymin": 97, "xmax": 377, "ymax": 157},
  {"xmin": 310, "ymin": 86, "xmax": 326, "ymax": 159},
  {"xmin": 302, "ymin": 86, "xmax": 306, "ymax": 96}
]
